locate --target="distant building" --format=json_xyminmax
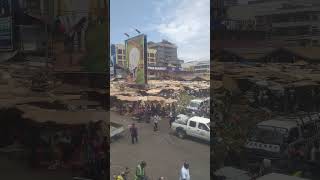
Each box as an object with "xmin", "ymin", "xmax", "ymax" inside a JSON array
[
  {"xmin": 147, "ymin": 48, "xmax": 157, "ymax": 66},
  {"xmin": 114, "ymin": 44, "xmax": 126, "ymax": 67},
  {"xmin": 194, "ymin": 60, "xmax": 210, "ymax": 74},
  {"xmin": 148, "ymin": 40, "xmax": 183, "ymax": 68},
  {"xmin": 224, "ymin": 0, "xmax": 238, "ymax": 7},
  {"xmin": 182, "ymin": 61, "xmax": 198, "ymax": 71},
  {"xmin": 226, "ymin": 0, "xmax": 320, "ymax": 47},
  {"xmin": 182, "ymin": 60, "xmax": 210, "ymax": 75}
]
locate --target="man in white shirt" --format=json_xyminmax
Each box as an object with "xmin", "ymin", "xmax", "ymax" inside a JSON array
[
  {"xmin": 179, "ymin": 162, "xmax": 190, "ymax": 180},
  {"xmin": 153, "ymin": 114, "xmax": 160, "ymax": 131}
]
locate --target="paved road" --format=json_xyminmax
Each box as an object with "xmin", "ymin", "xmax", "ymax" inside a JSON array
[
  {"xmin": 110, "ymin": 111, "xmax": 210, "ymax": 180},
  {"xmin": 0, "ymin": 155, "xmax": 72, "ymax": 180}
]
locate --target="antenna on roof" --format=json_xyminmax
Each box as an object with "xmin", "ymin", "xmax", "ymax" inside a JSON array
[
  {"xmin": 124, "ymin": 33, "xmax": 130, "ymax": 38},
  {"xmin": 135, "ymin": 28, "xmax": 141, "ymax": 34}
]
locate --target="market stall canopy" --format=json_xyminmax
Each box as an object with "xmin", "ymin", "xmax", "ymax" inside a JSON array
[
  {"xmin": 64, "ymin": 100, "xmax": 101, "ymax": 106},
  {"xmin": 213, "ymin": 81, "xmax": 223, "ymax": 90},
  {"xmin": 214, "ymin": 167, "xmax": 251, "ymax": 180},
  {"xmin": 147, "ymin": 88, "xmax": 163, "ymax": 95},
  {"xmin": 115, "ymin": 95, "xmax": 142, "ymax": 102},
  {"xmin": 115, "ymin": 95, "xmax": 177, "ymax": 104},
  {"xmin": 0, "ymin": 96, "xmax": 62, "ymax": 108},
  {"xmin": 0, "ymin": 51, "xmax": 18, "ymax": 63},
  {"xmin": 257, "ymin": 173, "xmax": 309, "ymax": 180},
  {"xmin": 17, "ymin": 105, "xmax": 106, "ymax": 125},
  {"xmin": 290, "ymin": 80, "xmax": 319, "ymax": 88}
]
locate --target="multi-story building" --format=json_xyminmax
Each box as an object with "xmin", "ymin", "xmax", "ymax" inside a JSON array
[
  {"xmin": 227, "ymin": 0, "xmax": 320, "ymax": 47},
  {"xmin": 224, "ymin": 0, "xmax": 238, "ymax": 7},
  {"xmin": 213, "ymin": 0, "xmax": 225, "ymax": 22},
  {"xmin": 148, "ymin": 40, "xmax": 183, "ymax": 68},
  {"xmin": 182, "ymin": 61, "xmax": 198, "ymax": 72},
  {"xmin": 147, "ymin": 49, "xmax": 157, "ymax": 66},
  {"xmin": 182, "ymin": 60, "xmax": 210, "ymax": 74},
  {"xmin": 114, "ymin": 44, "xmax": 126, "ymax": 67},
  {"xmin": 194, "ymin": 60, "xmax": 210, "ymax": 74},
  {"xmin": 112, "ymin": 44, "xmax": 157, "ymax": 67}
]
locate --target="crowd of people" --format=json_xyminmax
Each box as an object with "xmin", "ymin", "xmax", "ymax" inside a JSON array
[
  {"xmin": 111, "ymin": 86, "xmax": 210, "ymax": 180},
  {"xmin": 28, "ymin": 121, "xmax": 108, "ymax": 180},
  {"xmin": 250, "ymin": 85, "xmax": 320, "ymax": 113},
  {"xmin": 114, "ymin": 161, "xmax": 191, "ymax": 180},
  {"xmin": 116, "ymin": 100, "xmax": 178, "ymax": 122}
]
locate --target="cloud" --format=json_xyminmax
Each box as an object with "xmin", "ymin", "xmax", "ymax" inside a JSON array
[{"xmin": 153, "ymin": 0, "xmax": 210, "ymax": 61}]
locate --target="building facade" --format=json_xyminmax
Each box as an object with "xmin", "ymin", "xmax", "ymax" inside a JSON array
[
  {"xmin": 147, "ymin": 48, "xmax": 157, "ymax": 66},
  {"xmin": 224, "ymin": 0, "xmax": 238, "ymax": 7},
  {"xmin": 182, "ymin": 60, "xmax": 210, "ymax": 74},
  {"xmin": 227, "ymin": 0, "xmax": 320, "ymax": 47},
  {"xmin": 194, "ymin": 60, "xmax": 210, "ymax": 74},
  {"xmin": 148, "ymin": 40, "xmax": 183, "ymax": 67},
  {"xmin": 114, "ymin": 44, "xmax": 126, "ymax": 67}
]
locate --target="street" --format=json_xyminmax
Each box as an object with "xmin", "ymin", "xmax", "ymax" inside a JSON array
[
  {"xmin": 110, "ymin": 111, "xmax": 210, "ymax": 180},
  {"xmin": 0, "ymin": 155, "xmax": 72, "ymax": 180}
]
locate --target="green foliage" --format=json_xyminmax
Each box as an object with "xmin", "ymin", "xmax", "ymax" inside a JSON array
[
  {"xmin": 82, "ymin": 22, "xmax": 107, "ymax": 72},
  {"xmin": 177, "ymin": 92, "xmax": 195, "ymax": 113}
]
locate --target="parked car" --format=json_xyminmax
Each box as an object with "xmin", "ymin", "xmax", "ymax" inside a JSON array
[
  {"xmin": 171, "ymin": 115, "xmax": 210, "ymax": 142},
  {"xmin": 186, "ymin": 98, "xmax": 209, "ymax": 116},
  {"xmin": 245, "ymin": 112, "xmax": 320, "ymax": 162},
  {"xmin": 110, "ymin": 122, "xmax": 124, "ymax": 142}
]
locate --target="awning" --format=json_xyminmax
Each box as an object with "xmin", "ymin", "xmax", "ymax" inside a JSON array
[{"xmin": 0, "ymin": 50, "xmax": 18, "ymax": 62}]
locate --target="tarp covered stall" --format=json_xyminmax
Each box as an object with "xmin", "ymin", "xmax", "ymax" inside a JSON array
[{"xmin": 16, "ymin": 105, "xmax": 107, "ymax": 125}]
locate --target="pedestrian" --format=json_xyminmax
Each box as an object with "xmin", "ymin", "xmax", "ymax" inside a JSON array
[
  {"xmin": 124, "ymin": 167, "xmax": 130, "ymax": 180},
  {"xmin": 153, "ymin": 114, "xmax": 160, "ymax": 131},
  {"xmin": 169, "ymin": 111, "xmax": 173, "ymax": 128},
  {"xmin": 130, "ymin": 123, "xmax": 138, "ymax": 144},
  {"xmin": 115, "ymin": 172, "xmax": 125, "ymax": 180},
  {"xmin": 134, "ymin": 161, "xmax": 146, "ymax": 180},
  {"xmin": 179, "ymin": 162, "xmax": 190, "ymax": 180},
  {"xmin": 311, "ymin": 142, "xmax": 319, "ymax": 162}
]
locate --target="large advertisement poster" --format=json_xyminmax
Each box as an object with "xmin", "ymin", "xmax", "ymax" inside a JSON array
[
  {"xmin": 125, "ymin": 34, "xmax": 147, "ymax": 84},
  {"xmin": 0, "ymin": 0, "xmax": 13, "ymax": 50}
]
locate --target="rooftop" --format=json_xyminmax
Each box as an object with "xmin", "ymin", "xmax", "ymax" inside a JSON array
[{"xmin": 189, "ymin": 116, "xmax": 210, "ymax": 124}]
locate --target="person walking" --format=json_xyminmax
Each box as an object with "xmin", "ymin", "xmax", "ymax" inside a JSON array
[
  {"xmin": 115, "ymin": 172, "xmax": 125, "ymax": 180},
  {"xmin": 311, "ymin": 142, "xmax": 319, "ymax": 162},
  {"xmin": 134, "ymin": 161, "xmax": 147, "ymax": 180},
  {"xmin": 130, "ymin": 123, "xmax": 138, "ymax": 144},
  {"xmin": 169, "ymin": 111, "xmax": 173, "ymax": 128},
  {"xmin": 153, "ymin": 114, "xmax": 160, "ymax": 131},
  {"xmin": 179, "ymin": 162, "xmax": 190, "ymax": 180}
]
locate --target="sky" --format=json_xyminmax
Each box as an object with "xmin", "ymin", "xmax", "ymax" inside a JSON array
[{"xmin": 110, "ymin": 0, "xmax": 210, "ymax": 62}]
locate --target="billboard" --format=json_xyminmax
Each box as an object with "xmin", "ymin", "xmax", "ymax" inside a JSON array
[
  {"xmin": 0, "ymin": 0, "xmax": 13, "ymax": 50},
  {"xmin": 125, "ymin": 34, "xmax": 147, "ymax": 84}
]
